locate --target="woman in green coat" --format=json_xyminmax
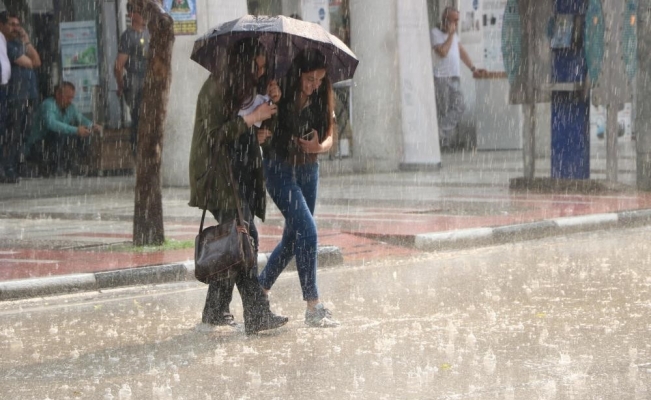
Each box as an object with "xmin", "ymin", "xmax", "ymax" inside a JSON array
[{"xmin": 189, "ymin": 38, "xmax": 286, "ymax": 335}]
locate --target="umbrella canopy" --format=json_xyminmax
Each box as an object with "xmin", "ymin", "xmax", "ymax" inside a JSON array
[{"xmin": 191, "ymin": 15, "xmax": 359, "ymax": 83}]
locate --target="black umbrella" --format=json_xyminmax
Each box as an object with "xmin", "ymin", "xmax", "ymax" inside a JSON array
[{"xmin": 190, "ymin": 15, "xmax": 359, "ymax": 83}]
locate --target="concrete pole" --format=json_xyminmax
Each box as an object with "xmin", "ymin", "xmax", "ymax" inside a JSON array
[
  {"xmin": 349, "ymin": 0, "xmax": 403, "ymax": 172},
  {"xmin": 636, "ymin": 0, "xmax": 651, "ymax": 190},
  {"xmin": 397, "ymin": 0, "xmax": 440, "ymax": 169}
]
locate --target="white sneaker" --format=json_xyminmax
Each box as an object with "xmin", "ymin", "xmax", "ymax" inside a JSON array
[{"xmin": 305, "ymin": 304, "xmax": 340, "ymax": 327}]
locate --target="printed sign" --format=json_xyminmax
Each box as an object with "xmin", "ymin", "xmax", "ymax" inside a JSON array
[
  {"xmin": 60, "ymin": 21, "xmax": 99, "ymax": 114},
  {"xmin": 459, "ymin": 0, "xmax": 482, "ymax": 44},
  {"xmin": 484, "ymin": 0, "xmax": 508, "ymax": 72},
  {"xmin": 329, "ymin": 0, "xmax": 342, "ymax": 12},
  {"xmin": 163, "ymin": 0, "xmax": 197, "ymax": 35},
  {"xmin": 502, "ymin": 0, "xmax": 522, "ymax": 79}
]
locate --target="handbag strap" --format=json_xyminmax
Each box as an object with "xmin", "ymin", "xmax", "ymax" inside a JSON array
[
  {"xmin": 198, "ymin": 146, "xmax": 247, "ymax": 235},
  {"xmin": 225, "ymin": 162, "xmax": 247, "ymax": 230},
  {"xmin": 199, "ymin": 208, "xmax": 207, "ymax": 232}
]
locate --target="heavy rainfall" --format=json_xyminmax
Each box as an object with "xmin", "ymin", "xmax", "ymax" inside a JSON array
[{"xmin": 1, "ymin": 0, "xmax": 651, "ymax": 399}]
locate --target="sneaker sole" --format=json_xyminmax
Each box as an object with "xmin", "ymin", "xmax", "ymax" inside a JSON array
[{"xmin": 305, "ymin": 318, "xmax": 340, "ymax": 328}]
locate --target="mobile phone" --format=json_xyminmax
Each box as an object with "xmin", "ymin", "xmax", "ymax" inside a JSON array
[
  {"xmin": 301, "ymin": 130, "xmax": 315, "ymax": 141},
  {"xmin": 298, "ymin": 124, "xmax": 314, "ymax": 140}
]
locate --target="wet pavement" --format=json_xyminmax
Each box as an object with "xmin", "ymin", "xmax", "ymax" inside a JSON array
[
  {"xmin": 1, "ymin": 141, "xmax": 651, "ymax": 296},
  {"xmin": 0, "ymin": 226, "xmax": 650, "ymax": 399}
]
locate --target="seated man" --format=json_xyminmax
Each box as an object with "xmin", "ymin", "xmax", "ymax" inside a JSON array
[{"xmin": 26, "ymin": 81, "xmax": 101, "ymax": 176}]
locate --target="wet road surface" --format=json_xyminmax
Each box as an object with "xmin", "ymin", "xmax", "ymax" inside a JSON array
[{"xmin": 1, "ymin": 226, "xmax": 650, "ymax": 399}]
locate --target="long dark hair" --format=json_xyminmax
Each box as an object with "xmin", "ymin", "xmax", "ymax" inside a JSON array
[
  {"xmin": 220, "ymin": 38, "xmax": 267, "ymax": 116},
  {"xmin": 281, "ymin": 49, "xmax": 334, "ymax": 138}
]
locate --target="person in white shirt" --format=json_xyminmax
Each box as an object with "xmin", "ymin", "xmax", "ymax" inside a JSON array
[
  {"xmin": 0, "ymin": 12, "xmax": 10, "ymax": 87},
  {"xmin": 0, "ymin": 11, "xmax": 15, "ymax": 182},
  {"xmin": 431, "ymin": 7, "xmax": 483, "ymax": 149}
]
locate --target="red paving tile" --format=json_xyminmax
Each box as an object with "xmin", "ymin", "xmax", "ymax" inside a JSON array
[
  {"xmin": 0, "ymin": 249, "xmax": 194, "ymax": 281},
  {"xmin": 0, "ymin": 227, "xmax": 416, "ymax": 281}
]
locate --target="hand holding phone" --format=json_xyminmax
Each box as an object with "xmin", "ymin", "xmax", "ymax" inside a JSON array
[
  {"xmin": 297, "ymin": 128, "xmax": 321, "ymax": 154},
  {"xmin": 301, "ymin": 129, "xmax": 315, "ymax": 141},
  {"xmin": 298, "ymin": 124, "xmax": 314, "ymax": 141}
]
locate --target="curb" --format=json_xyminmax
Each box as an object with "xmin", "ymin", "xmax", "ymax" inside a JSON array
[
  {"xmin": 415, "ymin": 210, "xmax": 651, "ymax": 251},
  {"xmin": 0, "ymin": 245, "xmax": 343, "ymax": 301}
]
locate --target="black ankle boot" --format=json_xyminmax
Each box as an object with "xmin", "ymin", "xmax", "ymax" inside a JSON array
[
  {"xmin": 202, "ymin": 312, "xmax": 238, "ymax": 327},
  {"xmin": 244, "ymin": 312, "xmax": 288, "ymax": 335}
]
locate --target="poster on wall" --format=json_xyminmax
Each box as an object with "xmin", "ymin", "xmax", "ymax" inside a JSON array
[
  {"xmin": 62, "ymin": 68, "xmax": 100, "ymax": 114},
  {"xmin": 481, "ymin": 0, "xmax": 508, "ymax": 72},
  {"xmin": 329, "ymin": 0, "xmax": 342, "ymax": 12},
  {"xmin": 458, "ymin": 0, "xmax": 482, "ymax": 44},
  {"xmin": 302, "ymin": 0, "xmax": 330, "ymax": 32},
  {"xmin": 60, "ymin": 21, "xmax": 99, "ymax": 114},
  {"xmin": 163, "ymin": 0, "xmax": 197, "ymax": 35}
]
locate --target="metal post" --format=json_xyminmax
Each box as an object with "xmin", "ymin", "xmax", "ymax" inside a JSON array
[
  {"xmin": 523, "ymin": 1, "xmax": 536, "ymax": 180},
  {"xmin": 605, "ymin": 102, "xmax": 619, "ymax": 182},
  {"xmin": 522, "ymin": 104, "xmax": 536, "ymax": 180},
  {"xmin": 636, "ymin": 0, "xmax": 651, "ymax": 190}
]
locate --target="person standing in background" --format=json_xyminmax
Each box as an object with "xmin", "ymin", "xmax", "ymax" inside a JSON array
[
  {"xmin": 5, "ymin": 12, "xmax": 41, "ymax": 181},
  {"xmin": 430, "ymin": 6, "xmax": 483, "ymax": 149},
  {"xmin": 114, "ymin": 1, "xmax": 149, "ymax": 155},
  {"xmin": 0, "ymin": 12, "xmax": 14, "ymax": 183}
]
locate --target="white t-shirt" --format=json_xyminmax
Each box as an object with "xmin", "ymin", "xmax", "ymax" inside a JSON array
[
  {"xmin": 0, "ymin": 32, "xmax": 10, "ymax": 85},
  {"xmin": 430, "ymin": 28, "xmax": 461, "ymax": 78}
]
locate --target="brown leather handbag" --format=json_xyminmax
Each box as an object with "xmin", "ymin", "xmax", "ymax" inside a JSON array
[{"xmin": 194, "ymin": 164, "xmax": 256, "ymax": 283}]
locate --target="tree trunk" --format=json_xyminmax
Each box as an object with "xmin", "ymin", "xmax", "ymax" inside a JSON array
[{"xmin": 133, "ymin": 0, "xmax": 175, "ymax": 246}]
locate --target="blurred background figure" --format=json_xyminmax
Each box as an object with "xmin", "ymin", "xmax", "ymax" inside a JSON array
[
  {"xmin": 430, "ymin": 6, "xmax": 483, "ymax": 150},
  {"xmin": 3, "ymin": 11, "xmax": 41, "ymax": 182},
  {"xmin": 26, "ymin": 82, "xmax": 101, "ymax": 177},
  {"xmin": 114, "ymin": 1, "xmax": 149, "ymax": 155}
]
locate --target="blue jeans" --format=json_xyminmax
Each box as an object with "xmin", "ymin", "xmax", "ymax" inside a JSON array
[{"xmin": 259, "ymin": 158, "xmax": 319, "ymax": 301}]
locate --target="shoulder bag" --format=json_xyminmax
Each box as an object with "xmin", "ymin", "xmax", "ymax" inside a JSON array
[{"xmin": 194, "ymin": 162, "xmax": 256, "ymax": 283}]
